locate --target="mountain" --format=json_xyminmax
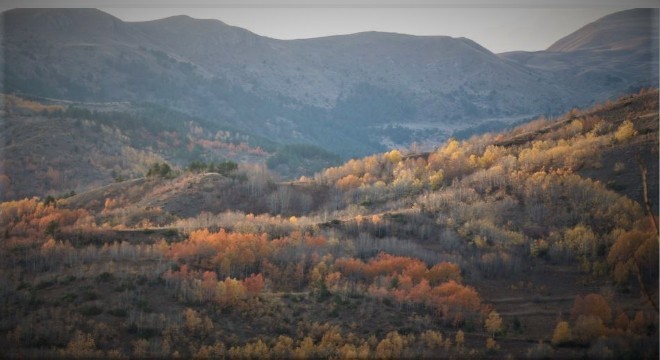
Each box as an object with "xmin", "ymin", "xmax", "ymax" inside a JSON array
[
  {"xmin": 1, "ymin": 8, "xmax": 657, "ymax": 158},
  {"xmin": 1, "ymin": 17, "xmax": 659, "ymax": 355},
  {"xmin": 500, "ymin": 8, "xmax": 658, "ymax": 104},
  {"xmin": 547, "ymin": 8, "xmax": 658, "ymax": 52}
]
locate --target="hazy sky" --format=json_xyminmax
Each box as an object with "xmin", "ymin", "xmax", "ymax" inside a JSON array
[{"xmin": 1, "ymin": 0, "xmax": 657, "ymax": 53}]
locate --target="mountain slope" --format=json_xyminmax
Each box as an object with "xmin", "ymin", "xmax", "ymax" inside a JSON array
[
  {"xmin": 2, "ymin": 8, "xmax": 656, "ymax": 157},
  {"xmin": 500, "ymin": 8, "xmax": 658, "ymax": 105},
  {"xmin": 547, "ymin": 8, "xmax": 658, "ymax": 52},
  {"xmin": 57, "ymin": 89, "xmax": 659, "ymax": 227},
  {"xmin": 0, "ymin": 95, "xmax": 271, "ymax": 200},
  {"xmin": 1, "ymin": 89, "xmax": 657, "ymax": 360}
]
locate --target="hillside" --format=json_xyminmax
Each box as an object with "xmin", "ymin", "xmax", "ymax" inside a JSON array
[
  {"xmin": 1, "ymin": 90, "xmax": 657, "ymax": 359},
  {"xmin": 0, "ymin": 94, "xmax": 274, "ymax": 201},
  {"xmin": 547, "ymin": 8, "xmax": 658, "ymax": 52},
  {"xmin": 500, "ymin": 8, "xmax": 658, "ymax": 105},
  {"xmin": 0, "ymin": 93, "xmax": 346, "ymax": 201},
  {"xmin": 1, "ymin": 8, "xmax": 657, "ymax": 157},
  {"xmin": 53, "ymin": 88, "xmax": 659, "ymax": 224}
]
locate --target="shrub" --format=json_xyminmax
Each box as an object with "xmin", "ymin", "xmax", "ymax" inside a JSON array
[
  {"xmin": 96, "ymin": 272, "xmax": 115, "ymax": 283},
  {"xmin": 80, "ymin": 305, "xmax": 103, "ymax": 316},
  {"xmin": 526, "ymin": 341, "xmax": 553, "ymax": 359},
  {"xmin": 551, "ymin": 321, "xmax": 572, "ymax": 346},
  {"xmin": 82, "ymin": 290, "xmax": 99, "ymax": 301},
  {"xmin": 35, "ymin": 279, "xmax": 56, "ymax": 290},
  {"xmin": 108, "ymin": 308, "xmax": 128, "ymax": 317}
]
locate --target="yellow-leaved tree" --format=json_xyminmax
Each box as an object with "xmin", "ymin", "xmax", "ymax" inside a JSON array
[
  {"xmin": 484, "ymin": 310, "xmax": 503, "ymax": 337},
  {"xmin": 614, "ymin": 119, "xmax": 636, "ymax": 142},
  {"xmin": 551, "ymin": 321, "xmax": 572, "ymax": 346}
]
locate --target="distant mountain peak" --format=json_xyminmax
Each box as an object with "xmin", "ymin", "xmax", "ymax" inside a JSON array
[
  {"xmin": 547, "ymin": 8, "xmax": 659, "ymax": 52},
  {"xmin": 2, "ymin": 7, "xmax": 121, "ymax": 24},
  {"xmin": 2, "ymin": 7, "xmax": 125, "ymax": 40},
  {"xmin": 145, "ymin": 14, "xmax": 228, "ymax": 26}
]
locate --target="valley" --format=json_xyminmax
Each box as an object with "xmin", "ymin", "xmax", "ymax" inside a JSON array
[
  {"xmin": 0, "ymin": 89, "xmax": 657, "ymax": 359},
  {"xmin": 0, "ymin": 6, "xmax": 658, "ymax": 359}
]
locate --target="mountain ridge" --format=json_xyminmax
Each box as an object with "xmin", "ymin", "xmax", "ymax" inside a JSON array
[
  {"xmin": 547, "ymin": 8, "xmax": 658, "ymax": 52},
  {"xmin": 1, "ymin": 8, "xmax": 657, "ymax": 158}
]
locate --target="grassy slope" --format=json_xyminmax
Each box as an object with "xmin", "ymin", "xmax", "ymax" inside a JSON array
[{"xmin": 0, "ymin": 95, "xmax": 271, "ymax": 201}]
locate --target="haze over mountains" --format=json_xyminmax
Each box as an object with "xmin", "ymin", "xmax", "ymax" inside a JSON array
[{"xmin": 1, "ymin": 8, "xmax": 657, "ymax": 157}]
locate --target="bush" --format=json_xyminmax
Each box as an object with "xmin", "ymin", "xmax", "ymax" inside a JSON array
[
  {"xmin": 135, "ymin": 299, "xmax": 152, "ymax": 312},
  {"xmin": 82, "ymin": 290, "xmax": 99, "ymax": 301},
  {"xmin": 96, "ymin": 272, "xmax": 115, "ymax": 283},
  {"xmin": 35, "ymin": 279, "xmax": 56, "ymax": 290},
  {"xmin": 61, "ymin": 275, "xmax": 77, "ymax": 284},
  {"xmin": 512, "ymin": 317, "xmax": 522, "ymax": 334},
  {"xmin": 108, "ymin": 308, "xmax": 128, "ymax": 317},
  {"xmin": 61, "ymin": 293, "xmax": 77, "ymax": 303},
  {"xmin": 80, "ymin": 305, "xmax": 103, "ymax": 316},
  {"xmin": 526, "ymin": 341, "xmax": 554, "ymax": 359},
  {"xmin": 146, "ymin": 162, "xmax": 173, "ymax": 178}
]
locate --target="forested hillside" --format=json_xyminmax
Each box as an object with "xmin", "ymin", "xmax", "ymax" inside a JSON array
[
  {"xmin": 0, "ymin": 89, "xmax": 657, "ymax": 359},
  {"xmin": 0, "ymin": 94, "xmax": 341, "ymax": 200}
]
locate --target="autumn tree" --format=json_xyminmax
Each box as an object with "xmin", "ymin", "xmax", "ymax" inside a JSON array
[
  {"xmin": 271, "ymin": 335, "xmax": 294, "ymax": 358},
  {"xmin": 572, "ymin": 316, "xmax": 606, "ymax": 345},
  {"xmin": 571, "ymin": 294, "xmax": 612, "ymax": 322},
  {"xmin": 613, "ymin": 312, "xmax": 629, "ymax": 331},
  {"xmin": 420, "ymin": 330, "xmax": 443, "ymax": 350},
  {"xmin": 551, "ymin": 321, "xmax": 572, "ymax": 346},
  {"xmin": 132, "ymin": 339, "xmax": 149, "ymax": 358},
  {"xmin": 428, "ymin": 170, "xmax": 445, "ymax": 191},
  {"xmin": 375, "ymin": 331, "xmax": 405, "ymax": 359},
  {"xmin": 384, "ymin": 149, "xmax": 403, "ymax": 164},
  {"xmin": 455, "ymin": 330, "xmax": 465, "ymax": 350},
  {"xmin": 216, "ymin": 277, "xmax": 247, "ymax": 308},
  {"xmin": 629, "ymin": 311, "xmax": 650, "ymax": 335},
  {"xmin": 332, "ymin": 344, "xmax": 354, "ymax": 359},
  {"xmin": 614, "ymin": 119, "xmax": 636, "ymax": 142},
  {"xmin": 427, "ymin": 262, "xmax": 462, "ymax": 285},
  {"xmin": 243, "ymin": 273, "xmax": 265, "ymax": 296},
  {"xmin": 484, "ymin": 310, "xmax": 503, "ymax": 337},
  {"xmin": 184, "ymin": 308, "xmax": 202, "ymax": 333},
  {"xmin": 293, "ymin": 336, "xmax": 316, "ymax": 358},
  {"xmin": 608, "ymin": 229, "xmax": 659, "ymax": 312},
  {"xmin": 485, "ymin": 337, "xmax": 499, "ymax": 352},
  {"xmin": 60, "ymin": 331, "xmax": 100, "ymax": 359}
]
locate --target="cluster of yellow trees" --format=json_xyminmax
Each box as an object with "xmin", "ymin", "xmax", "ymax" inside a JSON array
[{"xmin": 1, "ymin": 89, "xmax": 657, "ymax": 358}]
